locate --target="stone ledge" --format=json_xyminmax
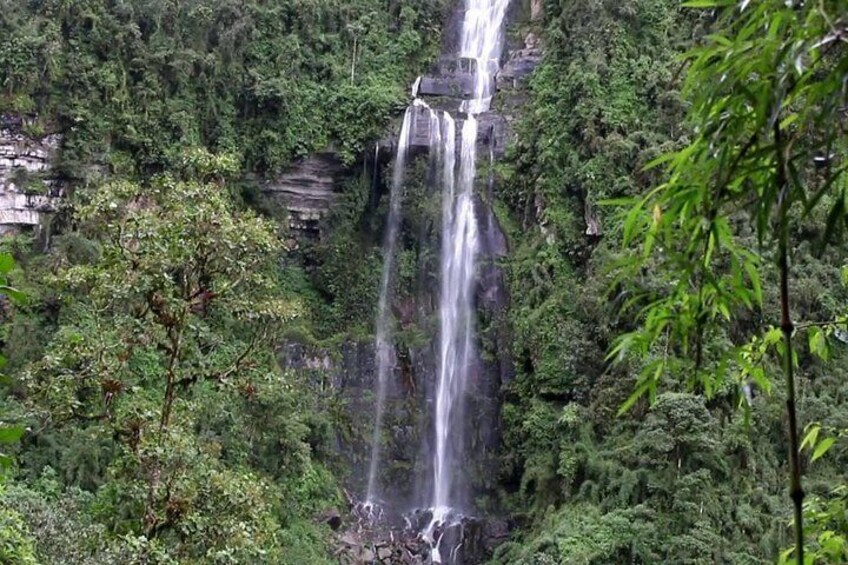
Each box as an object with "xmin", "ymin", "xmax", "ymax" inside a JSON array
[{"xmin": 261, "ymin": 153, "xmax": 346, "ymax": 236}]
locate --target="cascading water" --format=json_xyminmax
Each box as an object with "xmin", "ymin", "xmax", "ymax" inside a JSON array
[
  {"xmin": 430, "ymin": 114, "xmax": 476, "ymax": 527},
  {"xmin": 366, "ymin": 99, "xmax": 440, "ymax": 507},
  {"xmin": 426, "ymin": 0, "xmax": 510, "ymax": 559},
  {"xmin": 459, "ymin": 0, "xmax": 511, "ymax": 116}
]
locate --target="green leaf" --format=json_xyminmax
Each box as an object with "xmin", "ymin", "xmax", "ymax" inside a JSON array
[
  {"xmin": 642, "ymin": 151, "xmax": 677, "ymax": 171},
  {"xmin": 811, "ymin": 437, "xmax": 836, "ymax": 462},
  {"xmin": 801, "ymin": 425, "xmax": 820, "ymax": 451},
  {"xmin": 0, "ymin": 425, "xmax": 24, "ymax": 444},
  {"xmin": 809, "ymin": 327, "xmax": 829, "ymax": 361},
  {"xmin": 0, "ymin": 285, "xmax": 26, "ymax": 304},
  {"xmin": 743, "ymin": 261, "xmax": 763, "ymax": 306},
  {"xmin": 618, "ymin": 379, "xmax": 652, "ymax": 416},
  {"xmin": 681, "ymin": 0, "xmax": 728, "ymax": 7},
  {"xmin": 0, "ymin": 253, "xmax": 14, "ymax": 274},
  {"xmin": 779, "ymin": 113, "xmax": 798, "ymax": 129}
]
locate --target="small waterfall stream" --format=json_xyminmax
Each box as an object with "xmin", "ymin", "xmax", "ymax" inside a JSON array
[{"xmin": 367, "ymin": 99, "xmax": 440, "ymax": 505}]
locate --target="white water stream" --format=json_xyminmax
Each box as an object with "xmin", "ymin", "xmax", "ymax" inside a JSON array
[{"xmin": 427, "ymin": 1, "xmax": 510, "ymax": 560}]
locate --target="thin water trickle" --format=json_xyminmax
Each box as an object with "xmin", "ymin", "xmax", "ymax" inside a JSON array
[
  {"xmin": 367, "ymin": 99, "xmax": 440, "ymax": 506},
  {"xmin": 366, "ymin": 102, "xmax": 416, "ymax": 504}
]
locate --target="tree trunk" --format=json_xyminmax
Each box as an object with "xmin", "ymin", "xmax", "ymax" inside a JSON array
[{"xmin": 775, "ymin": 121, "xmax": 804, "ymax": 563}]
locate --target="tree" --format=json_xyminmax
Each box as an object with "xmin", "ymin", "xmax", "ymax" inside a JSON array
[
  {"xmin": 23, "ymin": 150, "xmax": 302, "ymax": 542},
  {"xmin": 0, "ymin": 253, "xmax": 39, "ymax": 564},
  {"xmin": 610, "ymin": 1, "xmax": 848, "ymax": 561}
]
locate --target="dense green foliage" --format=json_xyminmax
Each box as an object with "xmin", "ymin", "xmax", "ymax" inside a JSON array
[
  {"xmin": 0, "ymin": 0, "xmax": 448, "ymax": 172},
  {"xmin": 494, "ymin": 0, "xmax": 848, "ymax": 563},
  {"xmin": 2, "ymin": 0, "xmax": 848, "ymax": 563},
  {"xmin": 2, "ymin": 152, "xmax": 344, "ymax": 562},
  {"xmin": 610, "ymin": 1, "xmax": 848, "ymax": 560},
  {"xmin": 0, "ymin": 1, "xmax": 455, "ymax": 560}
]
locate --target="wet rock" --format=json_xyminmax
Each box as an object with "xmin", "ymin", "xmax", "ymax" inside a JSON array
[
  {"xmin": 418, "ymin": 75, "xmax": 476, "ymax": 98},
  {"xmin": 341, "ymin": 531, "xmax": 361, "ymax": 547},
  {"xmin": 405, "ymin": 508, "xmax": 434, "ymax": 532},
  {"xmin": 496, "ymin": 34, "xmax": 543, "ymax": 90},
  {"xmin": 0, "ymin": 114, "xmax": 22, "ymax": 130},
  {"xmin": 321, "ymin": 507, "xmax": 343, "ymax": 530},
  {"xmin": 482, "ymin": 518, "xmax": 510, "ymax": 553}
]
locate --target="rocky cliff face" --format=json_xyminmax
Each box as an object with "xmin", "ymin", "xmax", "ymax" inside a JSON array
[
  {"xmin": 1, "ymin": 116, "xmax": 350, "ymax": 241},
  {"xmin": 260, "ymin": 152, "xmax": 346, "ymax": 237},
  {"xmin": 0, "ymin": 115, "xmax": 62, "ymax": 235}
]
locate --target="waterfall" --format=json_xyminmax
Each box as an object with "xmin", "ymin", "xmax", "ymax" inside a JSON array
[
  {"xmin": 365, "ymin": 4, "xmax": 511, "ymax": 557},
  {"xmin": 367, "ymin": 99, "xmax": 439, "ymax": 506},
  {"xmin": 459, "ymin": 0, "xmax": 511, "ymax": 116},
  {"xmin": 427, "ymin": 0, "xmax": 510, "ymax": 554}
]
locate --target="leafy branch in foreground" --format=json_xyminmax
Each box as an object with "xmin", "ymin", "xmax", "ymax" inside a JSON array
[
  {"xmin": 0, "ymin": 252, "xmax": 26, "ymax": 476},
  {"xmin": 609, "ymin": 1, "xmax": 848, "ymax": 561},
  {"xmin": 778, "ymin": 423, "xmax": 848, "ymax": 563}
]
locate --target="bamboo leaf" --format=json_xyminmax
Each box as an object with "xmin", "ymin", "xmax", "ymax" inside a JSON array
[
  {"xmin": 0, "ymin": 254, "xmax": 13, "ymax": 274},
  {"xmin": 682, "ymin": 0, "xmax": 732, "ymax": 7},
  {"xmin": 801, "ymin": 425, "xmax": 820, "ymax": 451},
  {"xmin": 0, "ymin": 425, "xmax": 24, "ymax": 444},
  {"xmin": 743, "ymin": 261, "xmax": 762, "ymax": 306},
  {"xmin": 811, "ymin": 437, "xmax": 836, "ymax": 462},
  {"xmin": 809, "ymin": 327, "xmax": 829, "ymax": 361}
]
